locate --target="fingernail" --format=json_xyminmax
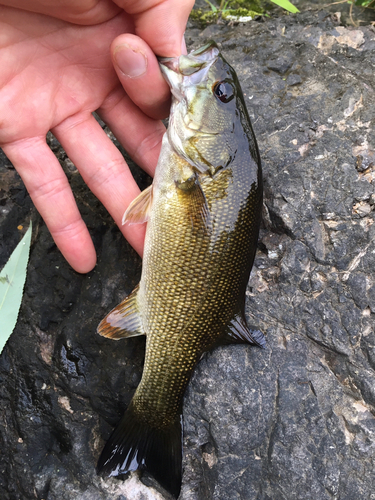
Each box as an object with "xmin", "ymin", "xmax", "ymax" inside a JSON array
[
  {"xmin": 181, "ymin": 34, "xmax": 187, "ymax": 55},
  {"xmin": 113, "ymin": 45, "xmax": 147, "ymax": 78}
]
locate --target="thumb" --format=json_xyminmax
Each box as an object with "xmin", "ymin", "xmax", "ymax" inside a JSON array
[{"xmin": 115, "ymin": 0, "xmax": 194, "ymax": 57}]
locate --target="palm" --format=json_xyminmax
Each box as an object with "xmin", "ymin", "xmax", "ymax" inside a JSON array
[
  {"xmin": 0, "ymin": 12, "xmax": 128, "ymax": 143},
  {"xmin": 0, "ymin": 8, "xmax": 166, "ymax": 272}
]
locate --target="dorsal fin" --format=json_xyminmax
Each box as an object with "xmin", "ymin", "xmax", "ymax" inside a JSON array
[
  {"xmin": 122, "ymin": 185, "xmax": 153, "ymax": 226},
  {"xmin": 97, "ymin": 285, "xmax": 145, "ymax": 339},
  {"xmin": 225, "ymin": 314, "xmax": 266, "ymax": 348}
]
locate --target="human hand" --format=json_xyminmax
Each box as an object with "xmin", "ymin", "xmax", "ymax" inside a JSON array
[{"xmin": 0, "ymin": 1, "xmax": 194, "ymax": 273}]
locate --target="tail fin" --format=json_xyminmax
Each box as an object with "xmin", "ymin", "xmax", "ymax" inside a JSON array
[{"xmin": 97, "ymin": 402, "xmax": 182, "ymax": 498}]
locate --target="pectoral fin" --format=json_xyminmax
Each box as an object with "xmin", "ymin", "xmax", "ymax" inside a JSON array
[
  {"xmin": 97, "ymin": 285, "xmax": 145, "ymax": 339},
  {"xmin": 225, "ymin": 314, "xmax": 266, "ymax": 348},
  {"xmin": 176, "ymin": 174, "xmax": 212, "ymax": 233},
  {"xmin": 122, "ymin": 185, "xmax": 153, "ymax": 225}
]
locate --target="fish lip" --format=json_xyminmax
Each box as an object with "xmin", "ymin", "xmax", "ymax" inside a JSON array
[
  {"xmin": 159, "ymin": 42, "xmax": 219, "ymax": 98},
  {"xmin": 190, "ymin": 40, "xmax": 219, "ymax": 57},
  {"xmin": 159, "ymin": 62, "xmax": 184, "ymax": 102}
]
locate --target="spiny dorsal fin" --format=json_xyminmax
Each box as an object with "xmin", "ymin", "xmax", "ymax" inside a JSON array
[
  {"xmin": 97, "ymin": 285, "xmax": 145, "ymax": 339},
  {"xmin": 225, "ymin": 314, "xmax": 266, "ymax": 348},
  {"xmin": 122, "ymin": 185, "xmax": 153, "ymax": 226}
]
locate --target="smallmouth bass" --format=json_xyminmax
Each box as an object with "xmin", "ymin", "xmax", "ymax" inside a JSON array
[{"xmin": 96, "ymin": 41, "xmax": 265, "ymax": 498}]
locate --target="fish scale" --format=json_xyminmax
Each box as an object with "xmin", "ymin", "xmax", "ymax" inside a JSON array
[{"xmin": 96, "ymin": 42, "xmax": 264, "ymax": 498}]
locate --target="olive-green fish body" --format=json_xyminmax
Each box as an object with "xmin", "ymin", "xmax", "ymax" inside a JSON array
[{"xmin": 96, "ymin": 42, "xmax": 264, "ymax": 498}]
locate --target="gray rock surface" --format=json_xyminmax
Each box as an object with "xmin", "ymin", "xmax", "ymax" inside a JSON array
[{"xmin": 1, "ymin": 3, "xmax": 375, "ymax": 499}]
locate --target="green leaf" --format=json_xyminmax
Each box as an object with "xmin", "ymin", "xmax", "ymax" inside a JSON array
[
  {"xmin": 271, "ymin": 0, "xmax": 300, "ymax": 13},
  {"xmin": 205, "ymin": 0, "xmax": 218, "ymax": 12},
  {"xmin": 354, "ymin": 0, "xmax": 374, "ymax": 6},
  {"xmin": 0, "ymin": 222, "xmax": 32, "ymax": 354}
]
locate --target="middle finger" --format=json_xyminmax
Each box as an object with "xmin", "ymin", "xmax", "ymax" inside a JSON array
[{"xmin": 52, "ymin": 110, "xmax": 148, "ymax": 255}]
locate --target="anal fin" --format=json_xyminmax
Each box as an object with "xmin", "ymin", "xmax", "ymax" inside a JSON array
[
  {"xmin": 97, "ymin": 285, "xmax": 145, "ymax": 339},
  {"xmin": 225, "ymin": 314, "xmax": 266, "ymax": 348}
]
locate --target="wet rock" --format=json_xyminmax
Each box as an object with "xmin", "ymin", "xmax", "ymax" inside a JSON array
[{"xmin": 1, "ymin": 4, "xmax": 375, "ymax": 500}]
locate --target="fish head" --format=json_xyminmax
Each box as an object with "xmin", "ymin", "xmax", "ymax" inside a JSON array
[{"xmin": 160, "ymin": 42, "xmax": 253, "ymax": 174}]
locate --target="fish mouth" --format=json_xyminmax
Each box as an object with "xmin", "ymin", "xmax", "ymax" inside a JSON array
[{"xmin": 159, "ymin": 41, "xmax": 219, "ymax": 102}]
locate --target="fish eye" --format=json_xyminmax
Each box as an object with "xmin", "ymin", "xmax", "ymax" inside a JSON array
[{"xmin": 213, "ymin": 81, "xmax": 234, "ymax": 103}]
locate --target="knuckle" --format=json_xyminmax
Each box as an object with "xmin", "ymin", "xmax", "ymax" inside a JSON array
[
  {"xmin": 88, "ymin": 156, "xmax": 126, "ymax": 190},
  {"xmin": 52, "ymin": 217, "xmax": 85, "ymax": 238},
  {"xmin": 133, "ymin": 126, "xmax": 164, "ymax": 167},
  {"xmin": 29, "ymin": 176, "xmax": 67, "ymax": 202},
  {"xmin": 99, "ymin": 86, "xmax": 125, "ymax": 115}
]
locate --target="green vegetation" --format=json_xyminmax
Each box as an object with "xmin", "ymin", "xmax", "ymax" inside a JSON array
[
  {"xmin": 190, "ymin": 0, "xmax": 299, "ymax": 25},
  {"xmin": 191, "ymin": 0, "xmax": 375, "ymax": 26},
  {"xmin": 0, "ymin": 222, "xmax": 32, "ymax": 354},
  {"xmin": 190, "ymin": 1, "xmax": 259, "ymax": 24},
  {"xmin": 339, "ymin": 0, "xmax": 375, "ymax": 25},
  {"xmin": 353, "ymin": 0, "xmax": 374, "ymax": 6},
  {"xmin": 269, "ymin": 0, "xmax": 299, "ymax": 13}
]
